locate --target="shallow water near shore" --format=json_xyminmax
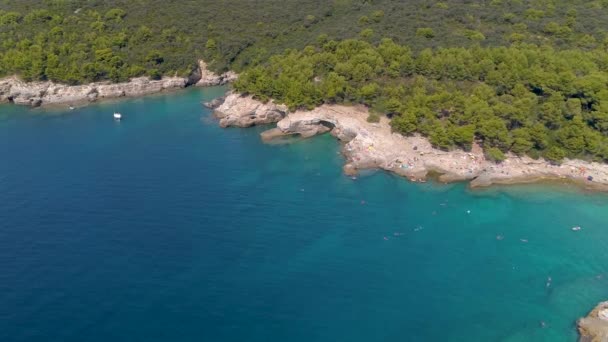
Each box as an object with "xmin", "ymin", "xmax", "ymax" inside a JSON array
[{"xmin": 1, "ymin": 87, "xmax": 608, "ymax": 342}]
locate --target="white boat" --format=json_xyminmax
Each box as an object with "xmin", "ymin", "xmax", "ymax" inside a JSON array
[
  {"xmin": 572, "ymin": 226, "xmax": 582, "ymax": 231},
  {"xmin": 113, "ymin": 112, "xmax": 122, "ymax": 120}
]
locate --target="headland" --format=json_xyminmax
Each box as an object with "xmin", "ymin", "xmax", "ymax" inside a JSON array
[{"xmin": 213, "ymin": 93, "xmax": 608, "ymax": 191}]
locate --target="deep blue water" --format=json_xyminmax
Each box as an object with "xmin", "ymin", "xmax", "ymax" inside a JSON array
[{"xmin": 1, "ymin": 87, "xmax": 608, "ymax": 341}]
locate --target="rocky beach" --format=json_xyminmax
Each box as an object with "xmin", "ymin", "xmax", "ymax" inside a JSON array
[
  {"xmin": 0, "ymin": 60, "xmax": 236, "ymax": 107},
  {"xmin": 578, "ymin": 301, "xmax": 608, "ymax": 342},
  {"xmin": 214, "ymin": 93, "xmax": 608, "ymax": 191}
]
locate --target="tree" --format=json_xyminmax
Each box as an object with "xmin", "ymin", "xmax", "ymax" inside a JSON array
[
  {"xmin": 358, "ymin": 82, "xmax": 379, "ymax": 102},
  {"xmin": 450, "ymin": 124, "xmax": 475, "ymax": 150},
  {"xmin": 486, "ymin": 147, "xmax": 506, "ymax": 163},
  {"xmin": 95, "ymin": 48, "xmax": 114, "ymax": 63},
  {"xmin": 476, "ymin": 118, "xmax": 511, "ymax": 150},
  {"xmin": 206, "ymin": 39, "xmax": 217, "ymax": 50},
  {"xmin": 148, "ymin": 68, "xmax": 161, "ymax": 80},
  {"xmin": 320, "ymin": 72, "xmax": 347, "ymax": 102},
  {"xmin": 359, "ymin": 28, "xmax": 374, "ymax": 41},
  {"xmin": 429, "ymin": 124, "xmax": 452, "ymax": 150},
  {"xmin": 0, "ymin": 12, "xmax": 21, "ymax": 26},
  {"xmin": 146, "ymin": 51, "xmax": 164, "ymax": 65},
  {"xmin": 105, "ymin": 8, "xmax": 126, "ymax": 21},
  {"xmin": 416, "ymin": 28, "xmax": 435, "ymax": 39},
  {"xmin": 391, "ymin": 112, "xmax": 417, "ymax": 135},
  {"xmin": 132, "ymin": 26, "xmax": 152, "ymax": 44},
  {"xmin": 556, "ymin": 116, "xmax": 586, "ymax": 156},
  {"xmin": 371, "ymin": 11, "xmax": 384, "ymax": 23},
  {"xmin": 544, "ymin": 146, "xmax": 566, "ymax": 163},
  {"xmin": 564, "ymin": 98, "xmax": 582, "ymax": 119},
  {"xmin": 510, "ymin": 128, "xmax": 534, "ymax": 155}
]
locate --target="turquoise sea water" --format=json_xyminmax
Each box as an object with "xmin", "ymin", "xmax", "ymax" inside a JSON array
[{"xmin": 1, "ymin": 87, "xmax": 608, "ymax": 341}]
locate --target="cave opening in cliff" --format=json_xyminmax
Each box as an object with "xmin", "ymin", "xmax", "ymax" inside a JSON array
[{"xmin": 319, "ymin": 120, "xmax": 336, "ymax": 131}]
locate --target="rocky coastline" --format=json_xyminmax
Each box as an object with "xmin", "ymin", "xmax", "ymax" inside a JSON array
[
  {"xmin": 0, "ymin": 60, "xmax": 236, "ymax": 107},
  {"xmin": 213, "ymin": 93, "xmax": 608, "ymax": 191},
  {"xmin": 578, "ymin": 301, "xmax": 608, "ymax": 341},
  {"xmin": 213, "ymin": 92, "xmax": 288, "ymax": 128}
]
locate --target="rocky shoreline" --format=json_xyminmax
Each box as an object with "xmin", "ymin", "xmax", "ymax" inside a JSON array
[
  {"xmin": 213, "ymin": 93, "xmax": 608, "ymax": 191},
  {"xmin": 578, "ymin": 301, "xmax": 608, "ymax": 341},
  {"xmin": 0, "ymin": 60, "xmax": 236, "ymax": 107}
]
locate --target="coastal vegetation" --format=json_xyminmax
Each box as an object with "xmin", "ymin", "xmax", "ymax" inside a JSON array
[
  {"xmin": 3, "ymin": 0, "xmax": 608, "ymax": 163},
  {"xmin": 3, "ymin": 0, "xmax": 608, "ymax": 83},
  {"xmin": 233, "ymin": 39, "xmax": 608, "ymax": 163}
]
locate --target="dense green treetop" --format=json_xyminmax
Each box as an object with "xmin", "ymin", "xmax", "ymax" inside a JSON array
[{"xmin": 3, "ymin": 0, "xmax": 608, "ymax": 83}]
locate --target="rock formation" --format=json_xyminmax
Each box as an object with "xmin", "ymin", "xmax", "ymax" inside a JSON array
[
  {"xmin": 203, "ymin": 96, "xmax": 226, "ymax": 109},
  {"xmin": 0, "ymin": 60, "xmax": 237, "ymax": 107},
  {"xmin": 578, "ymin": 301, "xmax": 608, "ymax": 342},
  {"xmin": 213, "ymin": 93, "xmax": 288, "ymax": 128},
  {"xmin": 0, "ymin": 76, "xmax": 187, "ymax": 107},
  {"xmin": 214, "ymin": 93, "xmax": 608, "ymax": 190},
  {"xmin": 195, "ymin": 60, "xmax": 238, "ymax": 87}
]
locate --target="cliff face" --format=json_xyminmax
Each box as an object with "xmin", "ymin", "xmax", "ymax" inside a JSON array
[
  {"xmin": 0, "ymin": 60, "xmax": 237, "ymax": 107},
  {"xmin": 213, "ymin": 93, "xmax": 288, "ymax": 128},
  {"xmin": 0, "ymin": 76, "xmax": 187, "ymax": 107}
]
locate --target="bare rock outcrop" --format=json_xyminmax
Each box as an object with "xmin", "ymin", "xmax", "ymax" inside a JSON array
[
  {"xmin": 0, "ymin": 75, "xmax": 187, "ymax": 107},
  {"xmin": 214, "ymin": 93, "xmax": 288, "ymax": 128},
  {"xmin": 578, "ymin": 301, "xmax": 608, "ymax": 342},
  {"xmin": 96, "ymin": 77, "xmax": 187, "ymax": 98},
  {"xmin": 228, "ymin": 96, "xmax": 608, "ymax": 190},
  {"xmin": 195, "ymin": 60, "xmax": 238, "ymax": 87},
  {"xmin": 0, "ymin": 77, "xmax": 49, "ymax": 106},
  {"xmin": 0, "ymin": 60, "xmax": 237, "ymax": 107},
  {"xmin": 203, "ymin": 96, "xmax": 226, "ymax": 109}
]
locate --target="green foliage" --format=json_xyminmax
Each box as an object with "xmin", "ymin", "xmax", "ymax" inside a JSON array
[
  {"xmin": 451, "ymin": 125, "xmax": 475, "ymax": 151},
  {"xmin": 463, "ymin": 30, "xmax": 485, "ymax": 41},
  {"xmin": 371, "ymin": 10, "xmax": 384, "ymax": 23},
  {"xmin": 523, "ymin": 9, "xmax": 544, "ymax": 20},
  {"xmin": 416, "ymin": 28, "xmax": 435, "ymax": 39},
  {"xmin": 390, "ymin": 112, "xmax": 417, "ymax": 135},
  {"xmin": 3, "ymin": 0, "xmax": 608, "ymax": 83},
  {"xmin": 148, "ymin": 68, "xmax": 161, "ymax": 80},
  {"xmin": 235, "ymin": 39, "xmax": 608, "ymax": 162},
  {"xmin": 359, "ymin": 28, "xmax": 374, "ymax": 40},
  {"xmin": 206, "ymin": 39, "xmax": 217, "ymax": 50},
  {"xmin": 104, "ymin": 8, "xmax": 126, "ymax": 21},
  {"xmin": 486, "ymin": 147, "xmax": 506, "ymax": 163},
  {"xmin": 544, "ymin": 146, "xmax": 567, "ymax": 163},
  {"xmin": 367, "ymin": 112, "xmax": 380, "ymax": 123}
]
